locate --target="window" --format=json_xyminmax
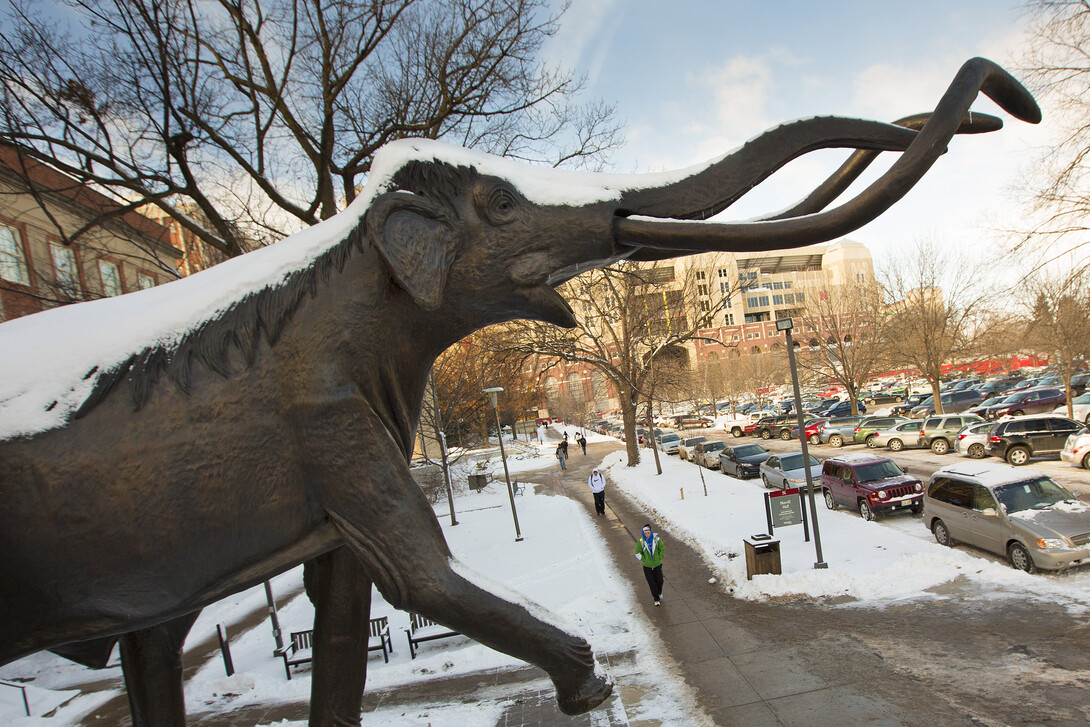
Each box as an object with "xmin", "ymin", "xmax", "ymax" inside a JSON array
[
  {"xmin": 784, "ymin": 281, "xmax": 792, "ymax": 289},
  {"xmin": 50, "ymin": 243, "xmax": 81, "ymax": 299},
  {"xmin": 773, "ymin": 294, "xmax": 783, "ymax": 306},
  {"xmin": 724, "ymin": 313, "xmax": 735, "ymax": 325},
  {"xmin": 697, "ymin": 284, "xmax": 708, "ymax": 296},
  {"xmin": 695, "ymin": 270, "xmax": 706, "ymax": 280},
  {"xmin": 795, "ymin": 291, "xmax": 805, "ymax": 303},
  {"xmin": 0, "ymin": 223, "xmax": 29, "ymax": 285},
  {"xmin": 718, "ymin": 268, "xmax": 729, "ymax": 278},
  {"xmin": 773, "ymin": 281, "xmax": 783, "ymax": 290},
  {"xmin": 648, "ymin": 266, "xmax": 675, "ymax": 283},
  {"xmin": 784, "ymin": 294, "xmax": 794, "ymax": 304},
  {"xmin": 758, "ymin": 296, "xmax": 769, "ymax": 306},
  {"xmin": 700, "ymin": 300, "xmax": 711, "ymax": 312},
  {"xmin": 722, "ymin": 296, "xmax": 731, "ymax": 308},
  {"xmin": 720, "ymin": 282, "xmax": 730, "ymax": 294},
  {"xmin": 749, "ymin": 271, "xmax": 758, "ymax": 280},
  {"xmin": 566, "ymin": 373, "xmax": 584, "ymax": 402},
  {"xmin": 543, "ymin": 376, "xmax": 559, "ymax": 401},
  {"xmin": 99, "ymin": 260, "xmax": 123, "ymax": 296},
  {"xmin": 137, "ymin": 273, "xmax": 156, "ymax": 289}
]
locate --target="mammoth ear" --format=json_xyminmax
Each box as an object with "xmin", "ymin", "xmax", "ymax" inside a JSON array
[{"xmin": 366, "ymin": 191, "xmax": 459, "ymax": 311}]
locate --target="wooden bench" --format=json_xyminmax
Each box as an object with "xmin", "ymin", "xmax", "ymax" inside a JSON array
[
  {"xmin": 513, "ymin": 479, "xmax": 525, "ymax": 496},
  {"xmin": 368, "ymin": 616, "xmax": 393, "ymax": 663},
  {"xmin": 404, "ymin": 612, "xmax": 461, "ymax": 659},
  {"xmin": 276, "ymin": 617, "xmax": 394, "ymax": 678}
]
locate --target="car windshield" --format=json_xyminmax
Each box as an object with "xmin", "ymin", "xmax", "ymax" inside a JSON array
[
  {"xmin": 661, "ymin": 434, "xmax": 680, "ymax": 442},
  {"xmin": 895, "ymin": 421, "xmax": 922, "ymax": 431},
  {"xmin": 999, "ymin": 393, "xmax": 1024, "ymax": 404},
  {"xmin": 685, "ymin": 437, "xmax": 705, "ymax": 445},
  {"xmin": 854, "ymin": 460, "xmax": 904, "ymax": 482},
  {"xmin": 780, "ymin": 454, "xmax": 820, "ymax": 470},
  {"xmin": 994, "ymin": 477, "xmax": 1077, "ymax": 514},
  {"xmin": 734, "ymin": 444, "xmax": 766, "ymax": 457},
  {"xmin": 1074, "ymin": 393, "xmax": 1090, "ymax": 405},
  {"xmin": 703, "ymin": 441, "xmax": 726, "ymax": 452}
]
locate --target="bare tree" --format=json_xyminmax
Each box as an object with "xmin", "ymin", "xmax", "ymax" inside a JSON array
[
  {"xmin": 881, "ymin": 239, "xmax": 997, "ymax": 413},
  {"xmin": 796, "ymin": 281, "xmax": 890, "ymax": 415},
  {"xmin": 496, "ymin": 256, "xmax": 741, "ymax": 466},
  {"xmin": 1016, "ymin": 0, "xmax": 1090, "ymax": 271},
  {"xmin": 1024, "ymin": 269, "xmax": 1090, "ymax": 417},
  {"xmin": 0, "ymin": 0, "xmax": 621, "ymax": 263},
  {"xmin": 727, "ymin": 349, "xmax": 788, "ymax": 412}
]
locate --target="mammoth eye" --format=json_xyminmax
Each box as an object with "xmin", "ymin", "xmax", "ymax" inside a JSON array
[{"xmin": 479, "ymin": 185, "xmax": 519, "ymax": 225}]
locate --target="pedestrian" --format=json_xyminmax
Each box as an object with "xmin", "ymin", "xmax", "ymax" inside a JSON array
[
  {"xmin": 635, "ymin": 523, "xmax": 665, "ymax": 606},
  {"xmin": 588, "ymin": 468, "xmax": 606, "ymax": 516},
  {"xmin": 560, "ymin": 438, "xmax": 569, "ymax": 458},
  {"xmin": 577, "ymin": 433, "xmax": 587, "ymax": 455},
  {"xmin": 555, "ymin": 443, "xmax": 567, "ymax": 470}
]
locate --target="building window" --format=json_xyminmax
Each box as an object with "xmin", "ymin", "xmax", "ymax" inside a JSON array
[
  {"xmin": 695, "ymin": 270, "xmax": 706, "ymax": 280},
  {"xmin": 99, "ymin": 260, "xmax": 123, "ymax": 297},
  {"xmin": 773, "ymin": 281, "xmax": 783, "ymax": 290},
  {"xmin": 718, "ymin": 268, "xmax": 729, "ymax": 278},
  {"xmin": 700, "ymin": 299, "xmax": 711, "ymax": 312},
  {"xmin": 746, "ymin": 296, "xmax": 758, "ymax": 307},
  {"xmin": 137, "ymin": 273, "xmax": 156, "ymax": 289},
  {"xmin": 543, "ymin": 376, "xmax": 559, "ymax": 401},
  {"xmin": 758, "ymin": 295, "xmax": 769, "ymax": 306},
  {"xmin": 50, "ymin": 243, "xmax": 81, "ymax": 299},
  {"xmin": 796, "ymin": 291, "xmax": 805, "ymax": 303},
  {"xmin": 784, "ymin": 280, "xmax": 792, "ymax": 289},
  {"xmin": 722, "ymin": 296, "xmax": 731, "ymax": 309},
  {"xmin": 591, "ymin": 372, "xmax": 608, "ymax": 401},
  {"xmin": 697, "ymin": 284, "xmax": 708, "ymax": 296},
  {"xmin": 719, "ymin": 282, "xmax": 730, "ymax": 294},
  {"xmin": 566, "ymin": 372, "xmax": 585, "ymax": 402},
  {"xmin": 773, "ymin": 294, "xmax": 783, "ymax": 306},
  {"xmin": 0, "ymin": 223, "xmax": 29, "ymax": 285},
  {"xmin": 731, "ymin": 334, "xmax": 739, "ymax": 340},
  {"xmin": 784, "ymin": 293, "xmax": 794, "ymax": 304},
  {"xmin": 648, "ymin": 266, "xmax": 675, "ymax": 283}
]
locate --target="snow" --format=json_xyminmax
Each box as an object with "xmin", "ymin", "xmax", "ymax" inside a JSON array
[{"xmin": 0, "ymin": 439, "xmax": 707, "ymax": 726}]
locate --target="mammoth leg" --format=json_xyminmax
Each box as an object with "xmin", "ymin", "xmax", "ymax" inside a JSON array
[
  {"xmin": 305, "ymin": 548, "xmax": 373, "ymax": 727},
  {"xmin": 324, "ymin": 468, "xmax": 610, "ymax": 717},
  {"xmin": 118, "ymin": 611, "xmax": 200, "ymax": 727}
]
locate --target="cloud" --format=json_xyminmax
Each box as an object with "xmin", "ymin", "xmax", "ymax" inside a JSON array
[{"xmin": 540, "ymin": 0, "xmax": 623, "ymax": 85}]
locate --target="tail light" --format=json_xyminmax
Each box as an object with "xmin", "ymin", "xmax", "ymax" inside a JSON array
[
  {"xmin": 920, "ymin": 430, "xmax": 926, "ymax": 438},
  {"xmin": 854, "ymin": 426, "xmax": 861, "ymax": 432},
  {"xmin": 957, "ymin": 434, "xmax": 967, "ymax": 441},
  {"xmin": 990, "ymin": 435, "xmax": 1001, "ymax": 443}
]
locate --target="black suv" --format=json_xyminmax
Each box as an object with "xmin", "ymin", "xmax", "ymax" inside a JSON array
[
  {"xmin": 754, "ymin": 414, "xmax": 794, "ymax": 440},
  {"xmin": 985, "ymin": 415, "xmax": 1085, "ymax": 465}
]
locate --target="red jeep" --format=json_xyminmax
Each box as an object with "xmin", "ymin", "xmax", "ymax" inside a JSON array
[{"xmin": 820, "ymin": 453, "xmax": 923, "ymax": 521}]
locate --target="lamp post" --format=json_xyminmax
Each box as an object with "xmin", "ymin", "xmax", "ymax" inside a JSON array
[
  {"xmin": 483, "ymin": 386, "xmax": 523, "ymax": 541},
  {"xmin": 775, "ymin": 318, "xmax": 828, "ymax": 569}
]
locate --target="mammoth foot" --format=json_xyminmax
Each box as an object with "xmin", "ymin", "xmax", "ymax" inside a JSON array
[{"xmin": 553, "ymin": 669, "xmax": 613, "ymax": 716}]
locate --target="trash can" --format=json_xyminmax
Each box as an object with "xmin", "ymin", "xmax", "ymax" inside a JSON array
[
  {"xmin": 743, "ymin": 535, "xmax": 781, "ymax": 580},
  {"xmin": 468, "ymin": 474, "xmax": 489, "ymax": 491}
]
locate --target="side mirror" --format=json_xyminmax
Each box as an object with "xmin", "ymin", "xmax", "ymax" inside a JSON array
[{"xmin": 980, "ymin": 508, "xmax": 998, "ymax": 517}]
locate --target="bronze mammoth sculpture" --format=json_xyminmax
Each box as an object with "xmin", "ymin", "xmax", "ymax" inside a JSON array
[{"xmin": 0, "ymin": 58, "xmax": 1038, "ymax": 725}]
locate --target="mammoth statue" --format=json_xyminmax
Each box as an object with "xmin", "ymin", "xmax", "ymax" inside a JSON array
[{"xmin": 0, "ymin": 58, "xmax": 1038, "ymax": 725}]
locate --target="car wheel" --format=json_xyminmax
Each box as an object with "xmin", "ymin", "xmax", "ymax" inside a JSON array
[
  {"xmin": 865, "ymin": 434, "xmax": 878, "ymax": 448},
  {"xmin": 760, "ymin": 429, "xmax": 771, "ymax": 440},
  {"xmin": 1083, "ymin": 452, "xmax": 1090, "ymax": 470},
  {"xmin": 1085, "ymin": 412, "xmax": 1090, "ymax": 427},
  {"xmin": 1008, "ymin": 542, "xmax": 1036, "ymax": 573},
  {"xmin": 933, "ymin": 519, "xmax": 953, "ymax": 546},
  {"xmin": 1012, "ymin": 409, "xmax": 1025, "ymax": 417},
  {"xmin": 731, "ymin": 427, "xmax": 743, "ymax": 437},
  {"xmin": 823, "ymin": 489, "xmax": 838, "ymax": 510},
  {"xmin": 780, "ymin": 429, "xmax": 792, "ymax": 440},
  {"xmin": 930, "ymin": 438, "xmax": 949, "ymax": 455},
  {"xmin": 1006, "ymin": 446, "xmax": 1030, "ymax": 466},
  {"xmin": 858, "ymin": 499, "xmax": 875, "ymax": 521},
  {"xmin": 762, "ymin": 474, "xmax": 772, "ymax": 489},
  {"xmin": 830, "ymin": 434, "xmax": 843, "ymax": 448},
  {"xmin": 888, "ymin": 438, "xmax": 904, "ymax": 452},
  {"xmin": 808, "ymin": 434, "xmax": 820, "ymax": 445},
  {"xmin": 967, "ymin": 443, "xmax": 986, "ymax": 459}
]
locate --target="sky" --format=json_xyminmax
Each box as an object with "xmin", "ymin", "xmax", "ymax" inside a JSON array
[{"xmin": 541, "ymin": 0, "xmax": 1055, "ymax": 266}]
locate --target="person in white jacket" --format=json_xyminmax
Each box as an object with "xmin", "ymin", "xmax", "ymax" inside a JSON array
[{"xmin": 587, "ymin": 468, "xmax": 606, "ymax": 516}]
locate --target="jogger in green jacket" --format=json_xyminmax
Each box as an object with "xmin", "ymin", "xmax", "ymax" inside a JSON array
[{"xmin": 635, "ymin": 523, "xmax": 664, "ymax": 605}]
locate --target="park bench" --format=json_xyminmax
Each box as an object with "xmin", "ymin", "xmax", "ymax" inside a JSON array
[
  {"xmin": 404, "ymin": 612, "xmax": 462, "ymax": 659},
  {"xmin": 513, "ymin": 479, "xmax": 524, "ymax": 495},
  {"xmin": 276, "ymin": 617, "xmax": 394, "ymax": 678}
]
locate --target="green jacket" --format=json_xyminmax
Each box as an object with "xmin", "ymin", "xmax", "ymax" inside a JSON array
[{"xmin": 635, "ymin": 534, "xmax": 664, "ymax": 568}]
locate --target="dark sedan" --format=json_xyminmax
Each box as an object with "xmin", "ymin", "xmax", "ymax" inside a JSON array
[
  {"xmin": 719, "ymin": 443, "xmax": 772, "ymax": 479},
  {"xmin": 985, "ymin": 387, "xmax": 1067, "ymax": 419}
]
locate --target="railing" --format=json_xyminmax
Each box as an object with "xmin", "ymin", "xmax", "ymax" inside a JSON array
[{"xmin": 0, "ymin": 680, "xmax": 30, "ymax": 716}]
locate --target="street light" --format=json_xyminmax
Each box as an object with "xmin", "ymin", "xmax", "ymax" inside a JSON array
[
  {"xmin": 483, "ymin": 386, "xmax": 523, "ymax": 542},
  {"xmin": 775, "ymin": 317, "xmax": 828, "ymax": 569}
]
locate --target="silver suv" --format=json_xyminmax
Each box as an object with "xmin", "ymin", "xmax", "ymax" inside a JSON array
[
  {"xmin": 917, "ymin": 414, "xmax": 984, "ymax": 455},
  {"xmin": 923, "ymin": 462, "xmax": 1090, "ymax": 572}
]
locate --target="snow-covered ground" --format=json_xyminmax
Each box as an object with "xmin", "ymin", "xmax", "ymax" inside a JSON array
[
  {"xmin": 600, "ymin": 446, "xmax": 1090, "ymax": 611},
  {"xmin": 0, "ymin": 435, "xmax": 705, "ymax": 726}
]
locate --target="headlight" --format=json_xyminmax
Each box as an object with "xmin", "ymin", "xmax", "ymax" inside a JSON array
[
  {"xmin": 1036, "ymin": 538, "xmax": 1069, "ymax": 550},
  {"xmin": 877, "ymin": 490, "xmax": 888, "ymax": 499},
  {"xmin": 914, "ymin": 483, "xmax": 923, "ymax": 492}
]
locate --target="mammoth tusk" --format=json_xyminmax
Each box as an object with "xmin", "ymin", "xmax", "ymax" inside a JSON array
[{"xmin": 615, "ymin": 57, "xmax": 1040, "ymax": 256}]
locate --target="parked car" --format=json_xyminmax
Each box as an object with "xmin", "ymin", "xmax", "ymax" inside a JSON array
[
  {"xmin": 658, "ymin": 432, "xmax": 682, "ymax": 455},
  {"xmin": 752, "ymin": 414, "xmax": 794, "ymax": 440},
  {"xmin": 908, "ymin": 389, "xmax": 985, "ymax": 418},
  {"xmin": 1061, "ymin": 431, "xmax": 1090, "ymax": 470},
  {"xmin": 985, "ymin": 387, "xmax": 1067, "ymax": 419},
  {"xmin": 890, "ymin": 393, "xmax": 930, "ymax": 417},
  {"xmin": 771, "ymin": 415, "xmax": 822, "ymax": 441},
  {"xmin": 722, "ymin": 410, "xmax": 775, "ymax": 437},
  {"xmin": 953, "ymin": 420, "xmax": 996, "ymax": 459},
  {"xmin": 863, "ymin": 392, "xmax": 904, "ymax": 406},
  {"xmin": 871, "ymin": 420, "xmax": 924, "ymax": 451},
  {"xmin": 1052, "ymin": 392, "xmax": 1090, "ymax": 426},
  {"xmin": 693, "ymin": 440, "xmax": 727, "ymax": 468},
  {"xmin": 966, "ymin": 396, "xmax": 1006, "ymax": 419},
  {"xmin": 674, "ymin": 415, "xmax": 714, "ymax": 429},
  {"xmin": 677, "ymin": 435, "xmax": 708, "ymax": 461},
  {"xmin": 820, "ymin": 453, "xmax": 923, "ymax": 520},
  {"xmin": 719, "ymin": 443, "xmax": 772, "ymax": 478},
  {"xmin": 816, "ymin": 416, "xmax": 867, "ymax": 447},
  {"xmin": 985, "ymin": 415, "xmax": 1085, "ymax": 465},
  {"xmin": 759, "ymin": 452, "xmax": 822, "ymax": 490},
  {"xmin": 853, "ymin": 416, "xmax": 909, "ymax": 447},
  {"xmin": 917, "ymin": 414, "xmax": 985, "ymax": 455},
  {"xmin": 924, "ymin": 462, "xmax": 1090, "ymax": 572},
  {"xmin": 819, "ymin": 399, "xmax": 866, "ymax": 418}
]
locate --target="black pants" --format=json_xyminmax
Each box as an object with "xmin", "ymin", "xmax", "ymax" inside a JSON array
[
  {"xmin": 592, "ymin": 490, "xmax": 605, "ymax": 515},
  {"xmin": 643, "ymin": 565, "xmax": 663, "ymax": 601}
]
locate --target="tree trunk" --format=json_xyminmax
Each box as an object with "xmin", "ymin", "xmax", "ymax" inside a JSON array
[{"xmin": 619, "ymin": 388, "xmax": 640, "ymax": 467}]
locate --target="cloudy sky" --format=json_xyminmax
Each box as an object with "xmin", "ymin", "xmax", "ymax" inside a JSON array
[{"xmin": 542, "ymin": 0, "xmax": 1055, "ymax": 266}]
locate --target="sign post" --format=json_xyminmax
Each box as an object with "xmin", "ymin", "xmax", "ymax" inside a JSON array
[{"xmin": 763, "ymin": 487, "xmax": 810, "ymax": 542}]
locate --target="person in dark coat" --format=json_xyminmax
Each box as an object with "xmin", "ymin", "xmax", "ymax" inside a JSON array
[
  {"xmin": 555, "ymin": 443, "xmax": 567, "ymax": 470},
  {"xmin": 577, "ymin": 433, "xmax": 587, "ymax": 454}
]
